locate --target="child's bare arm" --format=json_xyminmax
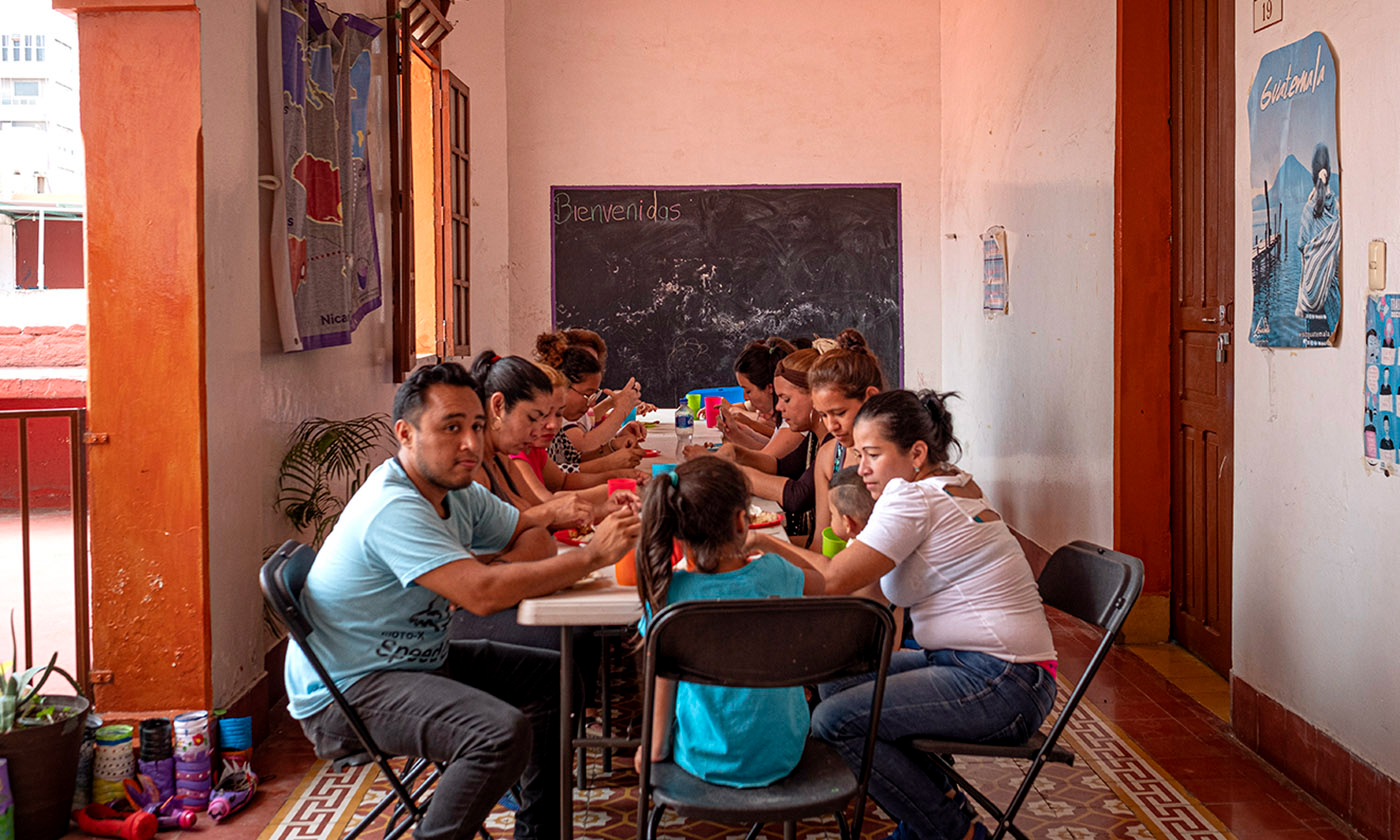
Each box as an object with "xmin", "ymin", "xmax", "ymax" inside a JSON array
[{"xmin": 635, "ymin": 677, "xmax": 678, "ymax": 772}]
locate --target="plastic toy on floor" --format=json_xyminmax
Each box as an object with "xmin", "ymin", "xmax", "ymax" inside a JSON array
[
  {"xmin": 208, "ymin": 756, "xmax": 259, "ymax": 822},
  {"xmin": 71, "ymin": 803, "xmax": 158, "ymax": 840},
  {"xmin": 123, "ymin": 775, "xmax": 198, "ymax": 830}
]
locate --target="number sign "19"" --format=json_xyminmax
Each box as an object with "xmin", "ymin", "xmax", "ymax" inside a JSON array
[{"xmin": 1254, "ymin": 0, "xmax": 1282, "ymax": 33}]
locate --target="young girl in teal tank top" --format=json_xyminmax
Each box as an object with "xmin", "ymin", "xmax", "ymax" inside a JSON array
[{"xmin": 633, "ymin": 457, "xmax": 824, "ymax": 786}]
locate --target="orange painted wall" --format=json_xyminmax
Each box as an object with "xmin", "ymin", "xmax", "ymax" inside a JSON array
[{"xmin": 64, "ymin": 1, "xmax": 211, "ymax": 713}]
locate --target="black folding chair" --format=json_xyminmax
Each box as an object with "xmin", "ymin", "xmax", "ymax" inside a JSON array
[
  {"xmin": 260, "ymin": 540, "xmax": 494, "ymax": 840},
  {"xmin": 906, "ymin": 540, "xmax": 1145, "ymax": 840},
  {"xmin": 636, "ymin": 597, "xmax": 894, "ymax": 840}
]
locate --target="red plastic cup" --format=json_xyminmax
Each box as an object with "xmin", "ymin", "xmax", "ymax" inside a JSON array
[
  {"xmin": 607, "ymin": 477, "xmax": 637, "ymax": 496},
  {"xmin": 704, "ymin": 395, "xmax": 723, "ymax": 428}
]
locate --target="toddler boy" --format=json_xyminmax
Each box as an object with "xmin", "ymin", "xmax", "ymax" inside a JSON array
[{"xmin": 827, "ymin": 467, "xmax": 874, "ymax": 542}]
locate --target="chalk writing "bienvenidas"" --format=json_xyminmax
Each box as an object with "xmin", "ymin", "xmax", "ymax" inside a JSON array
[
  {"xmin": 1258, "ymin": 43, "xmax": 1326, "ymax": 112},
  {"xmin": 555, "ymin": 191, "xmax": 682, "ymax": 224}
]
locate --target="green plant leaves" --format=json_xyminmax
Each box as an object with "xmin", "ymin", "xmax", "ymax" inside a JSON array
[{"xmin": 274, "ymin": 414, "xmax": 392, "ymax": 549}]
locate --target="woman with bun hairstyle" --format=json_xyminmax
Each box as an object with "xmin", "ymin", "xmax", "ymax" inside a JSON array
[
  {"xmin": 535, "ymin": 332, "xmax": 648, "ymax": 472},
  {"xmin": 554, "ymin": 327, "xmax": 658, "ymax": 433},
  {"xmin": 688, "ymin": 345, "xmax": 831, "ymax": 546},
  {"xmin": 749, "ymin": 390, "xmax": 1055, "ymax": 840},
  {"xmin": 715, "ymin": 337, "xmax": 806, "ymax": 456},
  {"xmin": 808, "ymin": 327, "xmax": 886, "ymax": 544}
]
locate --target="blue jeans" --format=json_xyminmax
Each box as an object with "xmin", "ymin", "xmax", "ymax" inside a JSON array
[{"xmin": 811, "ymin": 649, "xmax": 1056, "ymax": 840}]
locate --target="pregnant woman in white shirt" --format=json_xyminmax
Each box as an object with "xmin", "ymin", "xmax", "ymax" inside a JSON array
[{"xmin": 755, "ymin": 390, "xmax": 1056, "ymax": 840}]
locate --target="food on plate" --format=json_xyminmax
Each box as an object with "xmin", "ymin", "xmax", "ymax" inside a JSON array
[
  {"xmin": 554, "ymin": 524, "xmax": 594, "ymax": 545},
  {"xmin": 748, "ymin": 509, "xmax": 784, "ymax": 529}
]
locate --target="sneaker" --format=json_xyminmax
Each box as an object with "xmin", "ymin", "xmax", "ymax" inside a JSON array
[{"xmin": 496, "ymin": 787, "xmax": 521, "ymax": 812}]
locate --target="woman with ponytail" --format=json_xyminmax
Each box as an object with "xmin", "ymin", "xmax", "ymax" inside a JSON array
[
  {"xmin": 632, "ymin": 457, "xmax": 822, "ymax": 787},
  {"xmin": 686, "ymin": 344, "xmax": 832, "ymax": 546},
  {"xmin": 716, "ymin": 337, "xmax": 803, "ymax": 453},
  {"xmin": 748, "ymin": 390, "xmax": 1056, "ymax": 840},
  {"xmin": 807, "ymin": 327, "xmax": 886, "ymax": 544},
  {"xmin": 468, "ymin": 350, "xmax": 628, "ymax": 529}
]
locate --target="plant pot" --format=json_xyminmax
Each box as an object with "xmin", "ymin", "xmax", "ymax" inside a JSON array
[{"xmin": 0, "ymin": 695, "xmax": 90, "ymax": 840}]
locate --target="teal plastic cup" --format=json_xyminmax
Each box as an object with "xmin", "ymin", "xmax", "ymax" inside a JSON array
[
  {"xmin": 651, "ymin": 463, "xmax": 677, "ymax": 477},
  {"xmin": 821, "ymin": 527, "xmax": 847, "ymax": 558}
]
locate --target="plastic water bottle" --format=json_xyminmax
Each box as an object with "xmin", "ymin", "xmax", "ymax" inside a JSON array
[{"xmin": 674, "ymin": 400, "xmax": 694, "ymax": 458}]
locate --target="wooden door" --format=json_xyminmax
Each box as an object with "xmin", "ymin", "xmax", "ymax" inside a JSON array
[{"xmin": 1170, "ymin": 0, "xmax": 1234, "ymax": 675}]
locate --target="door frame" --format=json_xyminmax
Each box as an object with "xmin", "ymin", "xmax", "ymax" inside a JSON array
[{"xmin": 1113, "ymin": 0, "xmax": 1174, "ymax": 643}]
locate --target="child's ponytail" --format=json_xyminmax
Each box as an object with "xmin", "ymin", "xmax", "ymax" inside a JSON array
[
  {"xmin": 637, "ymin": 473, "xmax": 683, "ymax": 618},
  {"xmin": 634, "ymin": 457, "xmax": 751, "ymax": 618}
]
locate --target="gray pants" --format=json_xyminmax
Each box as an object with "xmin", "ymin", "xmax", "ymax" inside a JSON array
[{"xmin": 300, "ymin": 639, "xmax": 559, "ymax": 840}]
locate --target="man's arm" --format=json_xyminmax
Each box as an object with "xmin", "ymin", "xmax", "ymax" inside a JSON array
[{"xmin": 417, "ymin": 508, "xmax": 638, "ymax": 615}]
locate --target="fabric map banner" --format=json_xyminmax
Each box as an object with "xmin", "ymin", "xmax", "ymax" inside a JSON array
[
  {"xmin": 1247, "ymin": 31, "xmax": 1341, "ymax": 348},
  {"xmin": 268, "ymin": 0, "xmax": 382, "ymax": 352}
]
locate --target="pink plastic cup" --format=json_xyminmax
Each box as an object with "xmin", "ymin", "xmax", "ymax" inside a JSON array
[
  {"xmin": 607, "ymin": 477, "xmax": 637, "ymax": 496},
  {"xmin": 704, "ymin": 396, "xmax": 723, "ymax": 428}
]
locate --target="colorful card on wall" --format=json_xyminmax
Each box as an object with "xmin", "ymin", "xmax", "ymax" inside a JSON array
[
  {"xmin": 1247, "ymin": 31, "xmax": 1341, "ymax": 348},
  {"xmin": 981, "ymin": 225, "xmax": 1009, "ymax": 316},
  {"xmin": 1364, "ymin": 295, "xmax": 1400, "ymax": 476}
]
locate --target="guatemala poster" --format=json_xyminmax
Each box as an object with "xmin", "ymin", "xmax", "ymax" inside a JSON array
[{"xmin": 1247, "ymin": 31, "xmax": 1341, "ymax": 348}]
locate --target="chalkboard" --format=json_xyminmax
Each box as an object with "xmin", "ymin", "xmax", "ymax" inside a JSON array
[{"xmin": 551, "ymin": 185, "xmax": 902, "ymax": 404}]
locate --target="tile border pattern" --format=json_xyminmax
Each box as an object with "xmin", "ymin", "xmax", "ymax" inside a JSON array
[{"xmin": 257, "ymin": 673, "xmax": 1237, "ymax": 840}]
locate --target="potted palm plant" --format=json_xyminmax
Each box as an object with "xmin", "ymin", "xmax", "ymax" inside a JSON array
[
  {"xmin": 275, "ymin": 413, "xmax": 394, "ymax": 547},
  {"xmin": 266, "ymin": 414, "xmax": 394, "ymax": 642},
  {"xmin": 0, "ymin": 614, "xmax": 88, "ymax": 840}
]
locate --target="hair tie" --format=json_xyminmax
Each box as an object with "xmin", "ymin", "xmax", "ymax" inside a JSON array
[
  {"xmin": 491, "ymin": 354, "xmax": 501, "ymax": 362},
  {"xmin": 668, "ymin": 471, "xmax": 680, "ymax": 488},
  {"xmin": 768, "ymin": 345, "xmax": 779, "ymax": 355}
]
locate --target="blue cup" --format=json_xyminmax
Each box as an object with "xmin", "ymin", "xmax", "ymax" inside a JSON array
[
  {"xmin": 625, "ymin": 407, "xmax": 638, "ymax": 423},
  {"xmin": 651, "ymin": 463, "xmax": 677, "ymax": 477}
]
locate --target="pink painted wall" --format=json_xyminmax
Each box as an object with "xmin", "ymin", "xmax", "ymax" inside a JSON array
[{"xmin": 501, "ymin": 0, "xmax": 943, "ymax": 386}]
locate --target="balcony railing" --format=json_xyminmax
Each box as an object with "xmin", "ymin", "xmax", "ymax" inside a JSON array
[{"xmin": 0, "ymin": 407, "xmax": 89, "ymax": 690}]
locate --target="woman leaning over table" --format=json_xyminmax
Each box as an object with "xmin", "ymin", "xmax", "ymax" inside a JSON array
[
  {"xmin": 451, "ymin": 350, "xmax": 637, "ymax": 706},
  {"xmin": 714, "ymin": 336, "xmax": 804, "ymax": 453},
  {"xmin": 750, "ymin": 390, "xmax": 1056, "ymax": 840},
  {"xmin": 688, "ymin": 345, "xmax": 831, "ymax": 546},
  {"xmin": 535, "ymin": 331, "xmax": 648, "ymax": 471},
  {"xmin": 807, "ymin": 327, "xmax": 885, "ymax": 543},
  {"xmin": 507, "ymin": 361, "xmax": 646, "ymax": 496},
  {"xmin": 467, "ymin": 350, "xmax": 631, "ymax": 527}
]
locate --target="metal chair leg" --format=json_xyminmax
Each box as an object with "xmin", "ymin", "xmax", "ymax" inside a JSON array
[
  {"xmin": 575, "ymin": 708, "xmax": 588, "ymax": 790},
  {"xmin": 743, "ymin": 823, "xmax": 765, "ymax": 840},
  {"xmin": 600, "ymin": 635, "xmax": 613, "ymax": 773},
  {"xmin": 835, "ymin": 810, "xmax": 850, "ymax": 840},
  {"xmin": 645, "ymin": 803, "xmax": 666, "ymax": 840}
]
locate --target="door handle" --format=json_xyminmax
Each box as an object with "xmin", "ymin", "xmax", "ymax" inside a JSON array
[{"xmin": 1216, "ymin": 332, "xmax": 1231, "ymax": 363}]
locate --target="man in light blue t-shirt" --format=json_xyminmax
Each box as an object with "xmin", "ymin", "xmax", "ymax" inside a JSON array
[{"xmin": 284, "ymin": 362, "xmax": 638, "ymax": 840}]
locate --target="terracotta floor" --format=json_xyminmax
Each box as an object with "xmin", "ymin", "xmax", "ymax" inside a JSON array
[{"xmin": 53, "ymin": 614, "xmax": 1364, "ymax": 840}]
